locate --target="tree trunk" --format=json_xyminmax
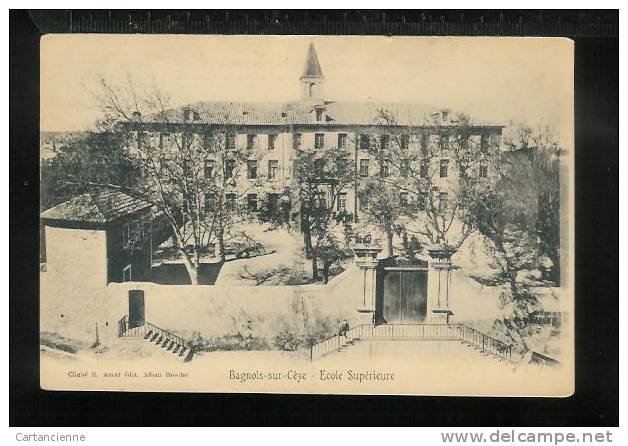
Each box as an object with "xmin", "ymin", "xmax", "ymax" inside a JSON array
[
  {"xmin": 385, "ymin": 227, "xmax": 394, "ymax": 258},
  {"xmin": 302, "ymin": 224, "xmax": 313, "ymax": 258},
  {"xmin": 180, "ymin": 252, "xmax": 199, "ymax": 285},
  {"xmin": 311, "ymin": 247, "xmax": 319, "ymax": 281},
  {"xmin": 322, "ymin": 260, "xmax": 330, "ymax": 284},
  {"xmin": 217, "ymin": 225, "xmax": 226, "ymax": 263}
]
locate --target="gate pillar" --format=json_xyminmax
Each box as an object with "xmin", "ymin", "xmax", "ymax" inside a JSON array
[
  {"xmin": 351, "ymin": 243, "xmax": 383, "ymax": 326},
  {"xmin": 426, "ymin": 246, "xmax": 456, "ymax": 324}
]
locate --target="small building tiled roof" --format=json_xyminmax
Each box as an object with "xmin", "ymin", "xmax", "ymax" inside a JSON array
[
  {"xmin": 145, "ymin": 100, "xmax": 503, "ymax": 128},
  {"xmin": 40, "ymin": 190, "xmax": 152, "ymax": 225}
]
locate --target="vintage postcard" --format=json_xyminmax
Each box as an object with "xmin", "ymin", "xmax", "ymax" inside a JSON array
[{"xmin": 39, "ymin": 35, "xmax": 574, "ymax": 395}]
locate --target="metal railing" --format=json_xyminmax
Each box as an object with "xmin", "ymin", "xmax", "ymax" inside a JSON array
[
  {"xmin": 530, "ymin": 351, "xmax": 560, "ymax": 367},
  {"xmin": 456, "ymin": 324, "xmax": 512, "ymax": 359},
  {"xmin": 117, "ymin": 315, "xmax": 191, "ymax": 351},
  {"xmin": 310, "ymin": 323, "xmax": 512, "ymax": 361}
]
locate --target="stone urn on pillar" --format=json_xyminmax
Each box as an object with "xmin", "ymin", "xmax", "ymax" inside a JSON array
[
  {"xmin": 351, "ymin": 237, "xmax": 382, "ymax": 326},
  {"xmin": 426, "ymin": 245, "xmax": 457, "ymax": 324}
]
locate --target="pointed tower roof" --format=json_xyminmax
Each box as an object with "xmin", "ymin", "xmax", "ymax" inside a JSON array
[{"xmin": 301, "ymin": 43, "xmax": 324, "ymax": 79}]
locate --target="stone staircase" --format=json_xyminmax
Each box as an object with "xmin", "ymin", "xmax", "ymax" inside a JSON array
[
  {"xmin": 117, "ymin": 315, "xmax": 195, "ymax": 362},
  {"xmin": 310, "ymin": 323, "xmax": 515, "ymax": 365}
]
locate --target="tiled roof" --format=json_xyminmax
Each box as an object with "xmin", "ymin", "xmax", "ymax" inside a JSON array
[
  {"xmin": 146, "ymin": 100, "xmax": 501, "ymax": 127},
  {"xmin": 40, "ymin": 190, "xmax": 152, "ymax": 224}
]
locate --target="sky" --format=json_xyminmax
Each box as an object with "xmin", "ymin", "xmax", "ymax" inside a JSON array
[{"xmin": 40, "ymin": 35, "xmax": 573, "ymax": 147}]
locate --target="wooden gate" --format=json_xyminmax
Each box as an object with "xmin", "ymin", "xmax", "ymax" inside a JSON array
[{"xmin": 376, "ymin": 259, "xmax": 428, "ymax": 324}]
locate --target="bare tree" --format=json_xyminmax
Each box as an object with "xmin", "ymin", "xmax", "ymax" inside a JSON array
[{"xmin": 97, "ymin": 78, "xmax": 255, "ymax": 284}]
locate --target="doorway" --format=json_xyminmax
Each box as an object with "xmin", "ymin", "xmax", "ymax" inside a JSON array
[
  {"xmin": 128, "ymin": 289, "xmax": 145, "ymax": 328},
  {"xmin": 377, "ymin": 263, "xmax": 428, "ymax": 324}
]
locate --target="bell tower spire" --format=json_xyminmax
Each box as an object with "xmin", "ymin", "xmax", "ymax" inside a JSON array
[{"xmin": 300, "ymin": 43, "xmax": 325, "ymax": 102}]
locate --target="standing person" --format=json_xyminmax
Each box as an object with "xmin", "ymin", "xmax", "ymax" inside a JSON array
[{"xmin": 337, "ymin": 319, "xmax": 350, "ymax": 339}]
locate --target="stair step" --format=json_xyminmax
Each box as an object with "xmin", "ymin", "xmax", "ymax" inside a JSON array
[
  {"xmin": 167, "ymin": 341, "xmax": 175, "ymax": 351},
  {"xmin": 173, "ymin": 344, "xmax": 180, "ymax": 354},
  {"xmin": 178, "ymin": 347, "xmax": 187, "ymax": 357},
  {"xmin": 150, "ymin": 333, "xmax": 159, "ymax": 342},
  {"xmin": 144, "ymin": 330, "xmax": 153, "ymax": 339},
  {"xmin": 161, "ymin": 338, "xmax": 171, "ymax": 348}
]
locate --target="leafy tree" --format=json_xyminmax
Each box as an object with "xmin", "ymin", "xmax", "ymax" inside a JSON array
[
  {"xmin": 40, "ymin": 130, "xmax": 139, "ymax": 210},
  {"xmin": 357, "ymin": 177, "xmax": 408, "ymax": 257},
  {"xmin": 362, "ymin": 110, "xmax": 493, "ymax": 251},
  {"xmin": 294, "ymin": 145, "xmax": 355, "ymax": 281},
  {"xmin": 470, "ymin": 129, "xmax": 561, "ymax": 350}
]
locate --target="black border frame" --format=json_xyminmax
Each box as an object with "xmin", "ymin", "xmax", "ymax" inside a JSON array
[{"xmin": 10, "ymin": 9, "xmax": 619, "ymax": 426}]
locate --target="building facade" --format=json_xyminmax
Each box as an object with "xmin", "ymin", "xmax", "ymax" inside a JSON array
[
  {"xmin": 41, "ymin": 190, "xmax": 154, "ymax": 285},
  {"xmin": 130, "ymin": 43, "xmax": 504, "ymax": 220}
]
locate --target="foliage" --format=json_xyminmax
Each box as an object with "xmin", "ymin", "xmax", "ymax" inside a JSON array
[
  {"xmin": 188, "ymin": 330, "xmax": 270, "ymax": 352},
  {"xmin": 361, "ymin": 110, "xmax": 493, "ymax": 251},
  {"xmin": 40, "ymin": 130, "xmax": 139, "ymax": 210},
  {"xmin": 293, "ymin": 145, "xmax": 356, "ymax": 281},
  {"xmin": 469, "ymin": 130, "xmax": 561, "ymax": 349}
]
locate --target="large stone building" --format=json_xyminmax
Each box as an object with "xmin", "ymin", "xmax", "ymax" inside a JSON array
[{"xmin": 131, "ymin": 43, "xmax": 504, "ymax": 220}]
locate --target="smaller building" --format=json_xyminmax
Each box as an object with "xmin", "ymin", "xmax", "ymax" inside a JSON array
[{"xmin": 41, "ymin": 190, "xmax": 153, "ymax": 287}]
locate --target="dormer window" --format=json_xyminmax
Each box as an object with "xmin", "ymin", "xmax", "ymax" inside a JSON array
[{"xmin": 315, "ymin": 108, "xmax": 323, "ymax": 122}]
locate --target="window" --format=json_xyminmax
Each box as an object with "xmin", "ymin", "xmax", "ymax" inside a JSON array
[
  {"xmin": 400, "ymin": 192, "xmax": 409, "ymax": 206},
  {"xmin": 159, "ymin": 132, "xmax": 168, "ymax": 150},
  {"xmin": 337, "ymin": 193, "xmax": 347, "ymax": 212},
  {"xmin": 358, "ymin": 192, "xmax": 368, "ymax": 211},
  {"xmin": 439, "ymin": 135, "xmax": 450, "ymax": 150},
  {"xmin": 267, "ymin": 134, "xmax": 277, "ymax": 151},
  {"xmin": 203, "ymin": 133, "xmax": 212, "ymax": 150},
  {"xmin": 420, "ymin": 159, "xmax": 429, "ymax": 178},
  {"xmin": 226, "ymin": 133, "xmax": 236, "ymax": 150},
  {"xmin": 316, "ymin": 192, "xmax": 327, "ymax": 209},
  {"xmin": 315, "ymin": 108, "xmax": 323, "ymax": 122},
  {"xmin": 137, "ymin": 131, "xmax": 147, "ymax": 151},
  {"xmin": 439, "ymin": 159, "xmax": 449, "ymax": 178},
  {"xmin": 247, "ymin": 134, "xmax": 257, "ymax": 151},
  {"xmin": 247, "ymin": 194, "xmax": 258, "ymax": 212},
  {"xmin": 359, "ymin": 159, "xmax": 370, "ymax": 177},
  {"xmin": 225, "ymin": 193, "xmax": 236, "ymax": 210},
  {"xmin": 401, "ymin": 159, "xmax": 410, "ymax": 177},
  {"xmin": 419, "ymin": 192, "xmax": 428, "ymax": 210},
  {"xmin": 400, "ymin": 134, "xmax": 409, "ymax": 151},
  {"xmin": 480, "ymin": 134, "xmax": 488, "ymax": 151},
  {"xmin": 315, "ymin": 133, "xmax": 325, "ymax": 150},
  {"xmin": 479, "ymin": 162, "xmax": 488, "ymax": 178},
  {"xmin": 122, "ymin": 219, "xmax": 143, "ymax": 250},
  {"xmin": 439, "ymin": 192, "xmax": 448, "ymax": 210},
  {"xmin": 336, "ymin": 156, "xmax": 349, "ymax": 175},
  {"xmin": 338, "ymin": 133, "xmax": 347, "ymax": 149},
  {"xmin": 380, "ymin": 134, "xmax": 390, "ymax": 150},
  {"xmin": 204, "ymin": 159, "xmax": 215, "ymax": 178},
  {"xmin": 359, "ymin": 134, "xmax": 370, "ymax": 150},
  {"xmin": 420, "ymin": 133, "xmax": 429, "ymax": 155},
  {"xmin": 268, "ymin": 160, "xmax": 279, "ymax": 180},
  {"xmin": 380, "ymin": 159, "xmax": 390, "ymax": 177},
  {"xmin": 225, "ymin": 159, "xmax": 236, "ymax": 178},
  {"xmin": 204, "ymin": 192, "xmax": 216, "ymax": 210},
  {"xmin": 247, "ymin": 160, "xmax": 258, "ymax": 179},
  {"xmin": 293, "ymin": 133, "xmax": 302, "ymax": 150},
  {"xmin": 182, "ymin": 133, "xmax": 193, "ymax": 150},
  {"xmin": 314, "ymin": 158, "xmax": 325, "ymax": 176}
]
